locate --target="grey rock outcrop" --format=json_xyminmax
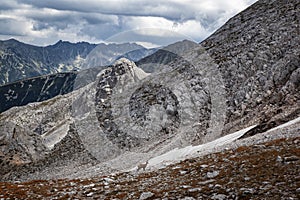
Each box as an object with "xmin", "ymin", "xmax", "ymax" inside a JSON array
[{"xmin": 200, "ymin": 0, "xmax": 300, "ymax": 132}]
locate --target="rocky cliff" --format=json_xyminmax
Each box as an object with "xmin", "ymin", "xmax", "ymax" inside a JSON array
[{"xmin": 201, "ymin": 0, "xmax": 300, "ymax": 133}]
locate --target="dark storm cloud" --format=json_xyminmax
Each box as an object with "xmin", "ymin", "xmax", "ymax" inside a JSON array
[
  {"xmin": 15, "ymin": 0, "xmax": 184, "ymax": 21},
  {"xmin": 0, "ymin": 0, "xmax": 23, "ymax": 10}
]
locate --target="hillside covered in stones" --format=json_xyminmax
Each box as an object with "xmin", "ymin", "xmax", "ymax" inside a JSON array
[
  {"xmin": 1, "ymin": 127, "xmax": 299, "ymax": 199},
  {"xmin": 0, "ymin": 1, "xmax": 299, "ymax": 199},
  {"xmin": 201, "ymin": 0, "xmax": 300, "ymax": 134}
]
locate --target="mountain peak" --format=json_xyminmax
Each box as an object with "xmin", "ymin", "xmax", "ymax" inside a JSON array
[{"xmin": 113, "ymin": 57, "xmax": 135, "ymax": 67}]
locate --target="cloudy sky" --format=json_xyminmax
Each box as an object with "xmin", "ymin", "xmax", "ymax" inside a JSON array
[{"xmin": 0, "ymin": 0, "xmax": 257, "ymax": 47}]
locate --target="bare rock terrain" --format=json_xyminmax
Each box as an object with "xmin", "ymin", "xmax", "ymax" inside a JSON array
[{"xmin": 0, "ymin": 0, "xmax": 299, "ymax": 199}]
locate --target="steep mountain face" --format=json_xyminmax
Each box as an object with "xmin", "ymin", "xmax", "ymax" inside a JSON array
[
  {"xmin": 0, "ymin": 39, "xmax": 96, "ymax": 85},
  {"xmin": 200, "ymin": 0, "xmax": 300, "ymax": 133},
  {"xmin": 0, "ymin": 0, "xmax": 299, "ymax": 183},
  {"xmin": 0, "ymin": 121, "xmax": 49, "ymax": 177},
  {"xmin": 0, "ymin": 66, "xmax": 106, "ymax": 113},
  {"xmin": 0, "ymin": 91, "xmax": 75, "ymax": 177},
  {"xmin": 0, "ymin": 72, "xmax": 77, "ymax": 113}
]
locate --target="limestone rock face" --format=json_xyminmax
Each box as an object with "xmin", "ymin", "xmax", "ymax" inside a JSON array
[
  {"xmin": 201, "ymin": 0, "xmax": 300, "ymax": 129},
  {"xmin": 72, "ymin": 57, "xmax": 216, "ymax": 163},
  {"xmin": 0, "ymin": 121, "xmax": 49, "ymax": 177}
]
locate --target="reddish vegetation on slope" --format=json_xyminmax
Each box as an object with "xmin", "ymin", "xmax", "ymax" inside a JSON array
[{"xmin": 0, "ymin": 136, "xmax": 299, "ymax": 199}]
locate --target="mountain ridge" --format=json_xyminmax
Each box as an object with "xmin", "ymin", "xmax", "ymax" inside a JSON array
[{"xmin": 0, "ymin": 39, "xmax": 158, "ymax": 86}]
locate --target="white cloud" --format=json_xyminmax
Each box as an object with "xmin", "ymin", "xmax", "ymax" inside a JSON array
[
  {"xmin": 0, "ymin": 17, "xmax": 33, "ymax": 36},
  {"xmin": 0, "ymin": 0, "xmax": 258, "ymax": 46}
]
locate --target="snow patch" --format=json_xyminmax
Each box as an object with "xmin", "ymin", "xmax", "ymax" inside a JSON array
[
  {"xmin": 146, "ymin": 125, "xmax": 257, "ymax": 169},
  {"xmin": 41, "ymin": 120, "xmax": 71, "ymax": 149}
]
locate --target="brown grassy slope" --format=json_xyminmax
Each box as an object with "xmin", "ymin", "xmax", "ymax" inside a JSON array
[{"xmin": 0, "ymin": 136, "xmax": 299, "ymax": 200}]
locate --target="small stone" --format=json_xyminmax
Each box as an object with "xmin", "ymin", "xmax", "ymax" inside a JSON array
[
  {"xmin": 180, "ymin": 170, "xmax": 188, "ymax": 175},
  {"xmin": 198, "ymin": 179, "xmax": 215, "ymax": 185},
  {"xmin": 180, "ymin": 197, "xmax": 195, "ymax": 200},
  {"xmin": 139, "ymin": 192, "xmax": 154, "ymax": 200},
  {"xmin": 276, "ymin": 156, "xmax": 283, "ymax": 163},
  {"xmin": 172, "ymin": 166, "xmax": 181, "ymax": 169},
  {"xmin": 240, "ymin": 188, "xmax": 255, "ymax": 194},
  {"xmin": 69, "ymin": 182, "xmax": 76, "ymax": 186},
  {"xmin": 207, "ymin": 171, "xmax": 219, "ymax": 178},
  {"xmin": 214, "ymin": 184, "xmax": 222, "ymax": 189},
  {"xmin": 86, "ymin": 192, "xmax": 93, "ymax": 197},
  {"xmin": 200, "ymin": 164, "xmax": 209, "ymax": 168},
  {"xmin": 284, "ymin": 156, "xmax": 299, "ymax": 162},
  {"xmin": 188, "ymin": 188, "xmax": 202, "ymax": 192},
  {"xmin": 181, "ymin": 185, "xmax": 191, "ymax": 189},
  {"xmin": 83, "ymin": 183, "xmax": 95, "ymax": 188},
  {"xmin": 211, "ymin": 194, "xmax": 227, "ymax": 200},
  {"xmin": 103, "ymin": 177, "xmax": 114, "ymax": 183}
]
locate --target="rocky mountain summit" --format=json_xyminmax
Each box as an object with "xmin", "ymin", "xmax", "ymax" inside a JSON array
[
  {"xmin": 0, "ymin": 0, "xmax": 299, "ymax": 198},
  {"xmin": 136, "ymin": 40, "xmax": 198, "ymax": 73}
]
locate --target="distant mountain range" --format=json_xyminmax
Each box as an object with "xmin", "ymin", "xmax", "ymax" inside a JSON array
[
  {"xmin": 0, "ymin": 39, "xmax": 95, "ymax": 85},
  {"xmin": 0, "ymin": 39, "xmax": 158, "ymax": 86},
  {"xmin": 81, "ymin": 42, "xmax": 158, "ymax": 69}
]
